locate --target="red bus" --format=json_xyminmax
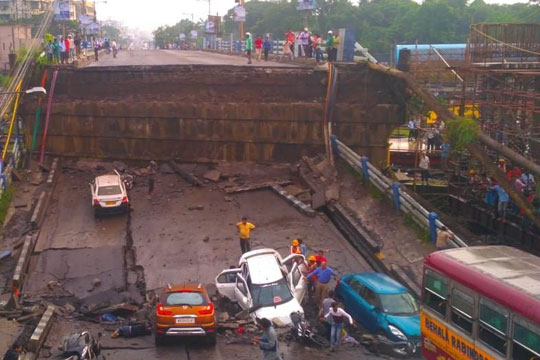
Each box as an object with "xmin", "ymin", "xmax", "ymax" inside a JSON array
[{"xmin": 421, "ymin": 246, "xmax": 540, "ymax": 360}]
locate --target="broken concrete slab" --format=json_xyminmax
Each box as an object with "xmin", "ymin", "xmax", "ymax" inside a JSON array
[
  {"xmin": 203, "ymin": 169, "xmax": 221, "ymax": 182},
  {"xmin": 325, "ymin": 183, "xmax": 340, "ymax": 202},
  {"xmin": 159, "ymin": 163, "xmax": 174, "ymax": 174},
  {"xmin": 112, "ymin": 161, "xmax": 128, "ymax": 172},
  {"xmin": 283, "ymin": 185, "xmax": 307, "ymax": 197}
]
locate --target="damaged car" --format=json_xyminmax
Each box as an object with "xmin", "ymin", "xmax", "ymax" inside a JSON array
[{"xmin": 215, "ymin": 248, "xmax": 307, "ymax": 326}]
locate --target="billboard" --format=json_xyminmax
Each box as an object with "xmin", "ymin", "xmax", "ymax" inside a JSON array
[
  {"xmin": 297, "ymin": 0, "xmax": 317, "ymax": 11},
  {"xmin": 85, "ymin": 22, "xmax": 100, "ymax": 35},
  {"xmin": 205, "ymin": 20, "xmax": 215, "ymax": 33},
  {"xmin": 78, "ymin": 14, "xmax": 93, "ymax": 25},
  {"xmin": 205, "ymin": 15, "xmax": 221, "ymax": 34},
  {"xmin": 190, "ymin": 30, "xmax": 198, "ymax": 39},
  {"xmin": 54, "ymin": 0, "xmax": 71, "ymax": 21},
  {"xmin": 179, "ymin": 33, "xmax": 186, "ymax": 41},
  {"xmin": 233, "ymin": 5, "xmax": 246, "ymax": 22}
]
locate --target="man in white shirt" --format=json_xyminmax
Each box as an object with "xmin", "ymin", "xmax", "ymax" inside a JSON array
[{"xmin": 323, "ymin": 302, "xmax": 355, "ymax": 352}]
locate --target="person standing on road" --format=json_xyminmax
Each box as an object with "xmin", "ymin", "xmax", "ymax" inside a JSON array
[
  {"xmin": 52, "ymin": 37, "xmax": 60, "ymax": 64},
  {"xmin": 319, "ymin": 290, "xmax": 336, "ymax": 339},
  {"xmin": 408, "ymin": 119, "xmax": 415, "ymax": 141},
  {"xmin": 58, "ymin": 36, "xmax": 66, "ymax": 64},
  {"xmin": 237, "ymin": 216, "xmax": 256, "ymax": 254},
  {"xmin": 68, "ymin": 35, "xmax": 75, "ymax": 61},
  {"xmin": 332, "ymin": 32, "xmax": 340, "ymax": 62},
  {"xmin": 307, "ymin": 261, "xmax": 335, "ymax": 308},
  {"xmin": 307, "ymin": 255, "xmax": 317, "ymax": 298},
  {"xmin": 297, "ymin": 238, "xmax": 307, "ymax": 256},
  {"xmin": 64, "ymin": 36, "xmax": 71, "ymax": 63},
  {"xmin": 255, "ymin": 35, "xmax": 263, "ymax": 62},
  {"xmin": 74, "ymin": 32, "xmax": 81, "ymax": 59},
  {"xmin": 290, "ymin": 239, "xmax": 302, "ymax": 254},
  {"xmin": 313, "ymin": 34, "xmax": 324, "ymax": 64},
  {"xmin": 279, "ymin": 38, "xmax": 293, "ymax": 63},
  {"xmin": 93, "ymin": 37, "xmax": 100, "ymax": 61},
  {"xmin": 323, "ymin": 302, "xmax": 355, "ymax": 352},
  {"xmin": 263, "ymin": 35, "xmax": 272, "ymax": 61},
  {"xmin": 245, "ymin": 32, "xmax": 253, "ymax": 64},
  {"xmin": 419, "ymin": 151, "xmax": 430, "ymax": 186},
  {"xmin": 254, "ymin": 318, "xmax": 283, "ymax": 360},
  {"xmin": 285, "ymin": 30, "xmax": 295, "ymax": 61}
]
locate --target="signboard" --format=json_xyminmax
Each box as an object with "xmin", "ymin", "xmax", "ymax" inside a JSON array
[
  {"xmin": 205, "ymin": 20, "xmax": 215, "ymax": 33},
  {"xmin": 54, "ymin": 0, "xmax": 71, "ymax": 21},
  {"xmin": 179, "ymin": 33, "xmax": 186, "ymax": 41},
  {"xmin": 190, "ymin": 30, "xmax": 198, "ymax": 39},
  {"xmin": 233, "ymin": 5, "xmax": 246, "ymax": 22},
  {"xmin": 297, "ymin": 0, "xmax": 317, "ymax": 11},
  {"xmin": 78, "ymin": 14, "xmax": 93, "ymax": 25}
]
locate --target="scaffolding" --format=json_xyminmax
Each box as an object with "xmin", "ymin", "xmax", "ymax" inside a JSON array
[{"xmin": 455, "ymin": 23, "xmax": 540, "ymax": 160}]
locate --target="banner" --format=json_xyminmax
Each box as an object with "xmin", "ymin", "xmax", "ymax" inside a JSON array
[
  {"xmin": 233, "ymin": 5, "xmax": 246, "ymax": 22},
  {"xmin": 179, "ymin": 33, "xmax": 186, "ymax": 41},
  {"xmin": 85, "ymin": 22, "xmax": 100, "ymax": 35},
  {"xmin": 190, "ymin": 30, "xmax": 198, "ymax": 39},
  {"xmin": 297, "ymin": 0, "xmax": 317, "ymax": 11},
  {"xmin": 54, "ymin": 0, "xmax": 71, "ymax": 21},
  {"xmin": 78, "ymin": 14, "xmax": 93, "ymax": 25}
]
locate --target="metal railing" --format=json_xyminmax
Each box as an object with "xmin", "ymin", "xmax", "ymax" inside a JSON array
[{"xmin": 333, "ymin": 136, "xmax": 467, "ymax": 248}]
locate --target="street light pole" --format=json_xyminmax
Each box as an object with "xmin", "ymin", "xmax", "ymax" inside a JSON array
[{"xmin": 239, "ymin": 0, "xmax": 244, "ymax": 40}]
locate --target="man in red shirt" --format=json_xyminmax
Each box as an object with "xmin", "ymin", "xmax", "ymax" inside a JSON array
[
  {"xmin": 64, "ymin": 37, "xmax": 70, "ymax": 63},
  {"xmin": 314, "ymin": 249, "xmax": 327, "ymax": 265},
  {"xmin": 255, "ymin": 35, "xmax": 263, "ymax": 62}
]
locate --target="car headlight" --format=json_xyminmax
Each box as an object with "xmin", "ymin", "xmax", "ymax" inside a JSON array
[{"xmin": 388, "ymin": 325, "xmax": 408, "ymax": 341}]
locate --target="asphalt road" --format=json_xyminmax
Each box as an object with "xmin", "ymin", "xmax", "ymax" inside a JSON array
[
  {"xmin": 25, "ymin": 160, "xmax": 386, "ymax": 360},
  {"xmin": 86, "ymin": 49, "xmax": 296, "ymax": 67}
]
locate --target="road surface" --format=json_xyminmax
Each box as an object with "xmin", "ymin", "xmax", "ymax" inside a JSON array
[
  {"xmin": 87, "ymin": 49, "xmax": 296, "ymax": 67},
  {"xmin": 24, "ymin": 160, "xmax": 386, "ymax": 360}
]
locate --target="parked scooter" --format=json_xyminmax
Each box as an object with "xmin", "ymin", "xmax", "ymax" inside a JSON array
[
  {"xmin": 289, "ymin": 311, "xmax": 329, "ymax": 348},
  {"xmin": 121, "ymin": 173, "xmax": 134, "ymax": 190},
  {"xmin": 61, "ymin": 331, "xmax": 101, "ymax": 359}
]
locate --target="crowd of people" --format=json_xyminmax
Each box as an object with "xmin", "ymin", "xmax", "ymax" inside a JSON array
[
  {"xmin": 236, "ymin": 217, "xmax": 355, "ymax": 356},
  {"xmin": 44, "ymin": 34, "xmax": 118, "ymax": 64},
  {"xmin": 243, "ymin": 28, "xmax": 341, "ymax": 65}
]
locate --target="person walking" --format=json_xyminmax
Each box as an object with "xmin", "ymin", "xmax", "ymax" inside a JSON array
[
  {"xmin": 436, "ymin": 226, "xmax": 454, "ymax": 250},
  {"xmin": 93, "ymin": 37, "xmax": 100, "ymax": 61},
  {"xmin": 237, "ymin": 216, "xmax": 256, "ymax": 254},
  {"xmin": 255, "ymin": 35, "xmax": 263, "ymax": 62},
  {"xmin": 263, "ymin": 35, "xmax": 272, "ymax": 61},
  {"xmin": 307, "ymin": 261, "xmax": 335, "ymax": 308},
  {"xmin": 319, "ymin": 290, "xmax": 336, "ymax": 339},
  {"xmin": 245, "ymin": 32, "xmax": 253, "ymax": 64},
  {"xmin": 254, "ymin": 318, "xmax": 282, "ymax": 360},
  {"xmin": 419, "ymin": 151, "xmax": 430, "ymax": 186},
  {"xmin": 286, "ymin": 30, "xmax": 295, "ymax": 61},
  {"xmin": 323, "ymin": 302, "xmax": 354, "ymax": 352},
  {"xmin": 64, "ymin": 36, "xmax": 71, "ymax": 63},
  {"xmin": 326, "ymin": 31, "xmax": 334, "ymax": 61}
]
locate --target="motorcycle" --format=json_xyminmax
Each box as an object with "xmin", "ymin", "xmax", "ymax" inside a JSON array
[
  {"xmin": 121, "ymin": 173, "xmax": 134, "ymax": 190},
  {"xmin": 359, "ymin": 333, "xmax": 417, "ymax": 357},
  {"xmin": 289, "ymin": 311, "xmax": 329, "ymax": 348},
  {"xmin": 61, "ymin": 331, "xmax": 101, "ymax": 359}
]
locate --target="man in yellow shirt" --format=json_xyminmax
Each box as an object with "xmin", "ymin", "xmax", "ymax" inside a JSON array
[{"xmin": 236, "ymin": 216, "xmax": 256, "ymax": 254}]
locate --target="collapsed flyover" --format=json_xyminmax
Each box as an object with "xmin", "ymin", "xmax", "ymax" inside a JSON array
[{"xmin": 21, "ymin": 63, "xmax": 408, "ymax": 164}]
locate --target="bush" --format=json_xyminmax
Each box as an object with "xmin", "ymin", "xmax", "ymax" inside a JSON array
[{"xmin": 445, "ymin": 117, "xmax": 479, "ymax": 152}]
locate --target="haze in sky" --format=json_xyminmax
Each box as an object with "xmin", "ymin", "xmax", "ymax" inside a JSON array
[{"xmin": 96, "ymin": 0, "xmax": 533, "ymax": 33}]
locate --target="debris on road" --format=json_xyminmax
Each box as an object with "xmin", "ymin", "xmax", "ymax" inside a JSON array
[
  {"xmin": 188, "ymin": 205, "xmax": 204, "ymax": 211},
  {"xmin": 169, "ymin": 160, "xmax": 203, "ymax": 186},
  {"xmin": 203, "ymin": 169, "xmax": 221, "ymax": 182}
]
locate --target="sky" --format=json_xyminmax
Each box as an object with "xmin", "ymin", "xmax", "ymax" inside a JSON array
[{"xmin": 95, "ymin": 0, "xmax": 533, "ymax": 33}]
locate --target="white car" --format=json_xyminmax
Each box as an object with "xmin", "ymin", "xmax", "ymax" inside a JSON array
[
  {"xmin": 90, "ymin": 170, "xmax": 129, "ymax": 217},
  {"xmin": 215, "ymin": 248, "xmax": 307, "ymax": 326}
]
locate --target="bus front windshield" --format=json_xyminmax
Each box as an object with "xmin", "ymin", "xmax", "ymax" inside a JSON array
[{"xmin": 380, "ymin": 293, "xmax": 419, "ymax": 315}]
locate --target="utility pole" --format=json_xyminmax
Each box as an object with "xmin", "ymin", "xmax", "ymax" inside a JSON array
[{"xmin": 239, "ymin": 0, "xmax": 244, "ymax": 40}]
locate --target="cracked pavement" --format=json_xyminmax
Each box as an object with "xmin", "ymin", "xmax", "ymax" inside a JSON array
[{"xmin": 24, "ymin": 160, "xmax": 388, "ymax": 360}]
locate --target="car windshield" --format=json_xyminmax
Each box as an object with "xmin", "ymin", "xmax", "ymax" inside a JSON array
[
  {"xmin": 379, "ymin": 293, "xmax": 419, "ymax": 315},
  {"xmin": 164, "ymin": 292, "xmax": 205, "ymax": 306},
  {"xmin": 250, "ymin": 277, "xmax": 293, "ymax": 307},
  {"xmin": 98, "ymin": 185, "xmax": 122, "ymax": 196}
]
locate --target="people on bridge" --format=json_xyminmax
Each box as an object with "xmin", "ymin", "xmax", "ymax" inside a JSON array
[
  {"xmin": 419, "ymin": 151, "xmax": 430, "ymax": 186},
  {"xmin": 326, "ymin": 31, "xmax": 334, "ymax": 62},
  {"xmin": 313, "ymin": 34, "xmax": 323, "ymax": 64},
  {"xmin": 263, "ymin": 35, "xmax": 272, "ymax": 61},
  {"xmin": 255, "ymin": 35, "xmax": 263, "ymax": 62},
  {"xmin": 245, "ymin": 32, "xmax": 253, "ymax": 64}
]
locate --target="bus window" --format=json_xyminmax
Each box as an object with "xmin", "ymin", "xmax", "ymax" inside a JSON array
[
  {"xmin": 479, "ymin": 298, "xmax": 508, "ymax": 356},
  {"xmin": 450, "ymin": 288, "xmax": 474, "ymax": 335},
  {"xmin": 423, "ymin": 269, "xmax": 448, "ymax": 317},
  {"xmin": 512, "ymin": 317, "xmax": 540, "ymax": 360}
]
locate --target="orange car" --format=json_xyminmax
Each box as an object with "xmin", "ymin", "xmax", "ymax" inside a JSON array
[{"xmin": 154, "ymin": 283, "xmax": 217, "ymax": 345}]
